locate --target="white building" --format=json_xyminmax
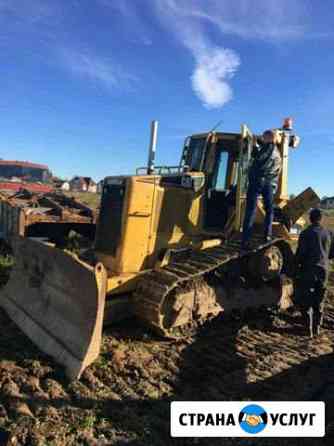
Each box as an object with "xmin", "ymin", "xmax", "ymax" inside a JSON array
[{"xmin": 69, "ymin": 176, "xmax": 97, "ymax": 193}]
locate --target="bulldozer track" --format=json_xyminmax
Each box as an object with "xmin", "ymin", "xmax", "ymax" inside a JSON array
[{"xmin": 134, "ymin": 237, "xmax": 293, "ymax": 337}]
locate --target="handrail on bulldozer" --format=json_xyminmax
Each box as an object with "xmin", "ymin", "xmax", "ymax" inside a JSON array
[{"xmin": 136, "ymin": 165, "xmax": 183, "ymax": 175}]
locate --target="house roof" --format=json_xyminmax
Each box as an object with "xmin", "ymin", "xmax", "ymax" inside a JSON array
[{"xmin": 0, "ymin": 160, "xmax": 49, "ymax": 170}]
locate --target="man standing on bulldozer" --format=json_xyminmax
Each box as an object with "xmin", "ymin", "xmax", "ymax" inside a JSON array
[
  {"xmin": 295, "ymin": 208, "xmax": 333, "ymax": 338},
  {"xmin": 241, "ymin": 129, "xmax": 282, "ymax": 251}
]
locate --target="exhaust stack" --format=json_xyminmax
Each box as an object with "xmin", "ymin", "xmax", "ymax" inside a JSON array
[{"xmin": 147, "ymin": 120, "xmax": 158, "ymax": 174}]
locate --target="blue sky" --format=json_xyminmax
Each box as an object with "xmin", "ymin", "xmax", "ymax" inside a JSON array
[{"xmin": 0, "ymin": 0, "xmax": 333, "ymax": 197}]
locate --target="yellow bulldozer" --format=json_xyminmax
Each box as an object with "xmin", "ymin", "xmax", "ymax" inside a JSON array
[{"xmin": 0, "ymin": 120, "xmax": 319, "ymax": 379}]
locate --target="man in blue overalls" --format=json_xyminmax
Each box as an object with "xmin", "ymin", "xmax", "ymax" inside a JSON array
[{"xmin": 241, "ymin": 129, "xmax": 282, "ymax": 251}]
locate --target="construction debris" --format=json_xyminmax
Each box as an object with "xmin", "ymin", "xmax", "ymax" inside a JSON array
[{"xmin": 0, "ymin": 189, "xmax": 96, "ymax": 244}]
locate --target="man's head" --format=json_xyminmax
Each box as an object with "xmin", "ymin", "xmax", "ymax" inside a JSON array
[
  {"xmin": 310, "ymin": 208, "xmax": 322, "ymax": 225},
  {"xmin": 262, "ymin": 129, "xmax": 275, "ymax": 144}
]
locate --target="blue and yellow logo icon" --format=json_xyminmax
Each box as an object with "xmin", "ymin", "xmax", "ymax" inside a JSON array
[{"xmin": 239, "ymin": 404, "xmax": 268, "ymax": 434}]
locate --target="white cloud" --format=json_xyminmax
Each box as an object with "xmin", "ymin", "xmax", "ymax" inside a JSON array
[
  {"xmin": 101, "ymin": 0, "xmax": 242, "ymax": 107},
  {"xmin": 152, "ymin": 0, "xmax": 242, "ymax": 109},
  {"xmin": 160, "ymin": 0, "xmax": 311, "ymax": 41},
  {"xmin": 191, "ymin": 46, "xmax": 240, "ymax": 109},
  {"xmin": 60, "ymin": 50, "xmax": 117, "ymax": 89},
  {"xmin": 151, "ymin": 0, "xmax": 328, "ymax": 109},
  {"xmin": 59, "ymin": 49, "xmax": 136, "ymax": 90}
]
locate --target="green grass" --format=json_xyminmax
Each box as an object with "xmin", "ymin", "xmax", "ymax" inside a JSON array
[
  {"xmin": 0, "ymin": 255, "xmax": 13, "ymax": 268},
  {"xmin": 79, "ymin": 414, "xmax": 97, "ymax": 430},
  {"xmin": 64, "ymin": 191, "xmax": 101, "ymax": 211}
]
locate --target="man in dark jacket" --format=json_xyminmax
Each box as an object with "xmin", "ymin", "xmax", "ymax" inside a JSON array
[
  {"xmin": 241, "ymin": 129, "xmax": 282, "ymax": 250},
  {"xmin": 295, "ymin": 208, "xmax": 333, "ymax": 337}
]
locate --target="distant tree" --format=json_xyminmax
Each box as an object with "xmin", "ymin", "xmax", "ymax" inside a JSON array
[{"xmin": 289, "ymin": 194, "xmax": 296, "ymax": 200}]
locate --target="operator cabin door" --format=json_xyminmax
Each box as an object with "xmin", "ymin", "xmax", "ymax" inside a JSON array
[
  {"xmin": 204, "ymin": 136, "xmax": 239, "ymax": 231},
  {"xmin": 234, "ymin": 124, "xmax": 253, "ymax": 232}
]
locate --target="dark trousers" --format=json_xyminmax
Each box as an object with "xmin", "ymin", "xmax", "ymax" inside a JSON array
[
  {"xmin": 242, "ymin": 179, "xmax": 274, "ymax": 247},
  {"xmin": 295, "ymin": 268, "xmax": 327, "ymax": 336}
]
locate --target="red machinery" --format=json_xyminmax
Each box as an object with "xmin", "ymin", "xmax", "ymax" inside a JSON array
[{"xmin": 0, "ymin": 160, "xmax": 54, "ymax": 194}]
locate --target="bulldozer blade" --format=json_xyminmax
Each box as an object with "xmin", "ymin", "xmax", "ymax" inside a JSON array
[
  {"xmin": 0, "ymin": 236, "xmax": 107, "ymax": 380},
  {"xmin": 281, "ymin": 187, "xmax": 320, "ymax": 225}
]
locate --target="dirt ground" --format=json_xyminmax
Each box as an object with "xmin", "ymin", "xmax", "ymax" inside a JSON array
[{"xmin": 0, "ymin": 263, "xmax": 334, "ymax": 445}]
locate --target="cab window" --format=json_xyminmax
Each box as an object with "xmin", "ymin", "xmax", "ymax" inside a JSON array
[
  {"xmin": 213, "ymin": 151, "xmax": 229, "ymax": 190},
  {"xmin": 184, "ymin": 137, "xmax": 207, "ymax": 171}
]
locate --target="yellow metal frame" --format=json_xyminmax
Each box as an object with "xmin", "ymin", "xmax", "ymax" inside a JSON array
[{"xmin": 235, "ymin": 124, "xmax": 252, "ymax": 231}]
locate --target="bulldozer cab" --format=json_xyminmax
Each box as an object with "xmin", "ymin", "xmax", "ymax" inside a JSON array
[
  {"xmin": 180, "ymin": 126, "xmax": 253, "ymax": 233},
  {"xmin": 94, "ymin": 122, "xmax": 317, "ymax": 277},
  {"xmin": 180, "ymin": 123, "xmax": 315, "ymax": 237}
]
